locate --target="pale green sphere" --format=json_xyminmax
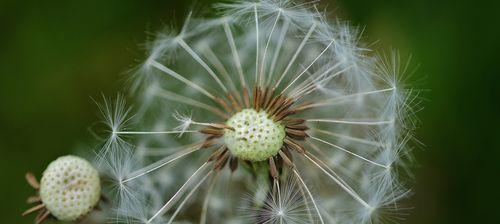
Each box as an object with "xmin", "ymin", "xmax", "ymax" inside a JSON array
[
  {"xmin": 39, "ymin": 155, "xmax": 101, "ymax": 221},
  {"xmin": 224, "ymin": 109, "xmax": 286, "ymax": 161}
]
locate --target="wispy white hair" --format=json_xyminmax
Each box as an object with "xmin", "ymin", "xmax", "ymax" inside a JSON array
[
  {"xmin": 239, "ymin": 174, "xmax": 317, "ymax": 224},
  {"xmin": 94, "ymin": 0, "xmax": 421, "ymax": 223}
]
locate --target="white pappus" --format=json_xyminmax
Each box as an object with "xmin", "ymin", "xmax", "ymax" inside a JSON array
[{"xmin": 95, "ymin": 0, "xmax": 421, "ymax": 223}]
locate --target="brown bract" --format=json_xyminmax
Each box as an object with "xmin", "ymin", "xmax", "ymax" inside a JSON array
[{"xmin": 197, "ymin": 84, "xmax": 311, "ymax": 180}]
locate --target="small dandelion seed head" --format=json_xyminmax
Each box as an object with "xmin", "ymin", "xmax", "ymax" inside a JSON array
[
  {"xmin": 39, "ymin": 155, "xmax": 101, "ymax": 221},
  {"xmin": 224, "ymin": 109, "xmax": 285, "ymax": 161}
]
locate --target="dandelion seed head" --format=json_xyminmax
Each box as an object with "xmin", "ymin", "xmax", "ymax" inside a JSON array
[
  {"xmin": 39, "ymin": 155, "xmax": 101, "ymax": 221},
  {"xmin": 93, "ymin": 0, "xmax": 421, "ymax": 223},
  {"xmin": 224, "ymin": 109, "xmax": 285, "ymax": 161}
]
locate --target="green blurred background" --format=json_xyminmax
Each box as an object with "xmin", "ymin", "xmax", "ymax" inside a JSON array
[{"xmin": 1, "ymin": 0, "xmax": 498, "ymax": 223}]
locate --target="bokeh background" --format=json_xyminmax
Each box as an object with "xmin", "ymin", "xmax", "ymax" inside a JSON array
[{"xmin": 1, "ymin": 0, "xmax": 499, "ymax": 223}]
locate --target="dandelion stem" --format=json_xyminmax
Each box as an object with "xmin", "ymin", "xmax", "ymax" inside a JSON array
[
  {"xmin": 114, "ymin": 130, "xmax": 197, "ymax": 135},
  {"xmin": 201, "ymin": 43, "xmax": 238, "ymax": 92},
  {"xmin": 307, "ymin": 141, "xmax": 357, "ymax": 177},
  {"xmin": 287, "ymin": 63, "xmax": 332, "ymax": 97},
  {"xmin": 296, "ymin": 176, "xmax": 315, "ymax": 223},
  {"xmin": 292, "ymin": 169, "xmax": 325, "ymax": 224},
  {"xmin": 167, "ymin": 170, "xmax": 213, "ymax": 224},
  {"xmin": 309, "ymin": 136, "xmax": 389, "ymax": 169},
  {"xmin": 177, "ymin": 38, "xmax": 229, "ymax": 93},
  {"xmin": 307, "ymin": 119, "xmax": 394, "ymax": 126},
  {"xmin": 140, "ymin": 143, "xmax": 201, "ymax": 157},
  {"xmin": 274, "ymin": 23, "xmax": 316, "ymax": 90},
  {"xmin": 149, "ymin": 60, "xmax": 216, "ymax": 100},
  {"xmin": 290, "ymin": 64, "xmax": 348, "ymax": 99},
  {"xmin": 281, "ymin": 39, "xmax": 335, "ymax": 94},
  {"xmin": 312, "ymin": 128, "xmax": 383, "ymax": 147},
  {"xmin": 200, "ymin": 173, "xmax": 219, "ymax": 224},
  {"xmin": 267, "ymin": 18, "xmax": 290, "ymax": 86},
  {"xmin": 260, "ymin": 10, "xmax": 281, "ymax": 87},
  {"xmin": 122, "ymin": 144, "xmax": 203, "ymax": 183},
  {"xmin": 223, "ymin": 21, "xmax": 246, "ymax": 88},
  {"xmin": 275, "ymin": 179, "xmax": 284, "ymax": 224},
  {"xmin": 151, "ymin": 87, "xmax": 228, "ymax": 118},
  {"xmin": 254, "ymin": 4, "xmax": 260, "ymax": 85},
  {"xmin": 303, "ymin": 153, "xmax": 372, "ymax": 209},
  {"xmin": 305, "ymin": 151, "xmax": 358, "ymax": 194},
  {"xmin": 299, "ymin": 87, "xmax": 396, "ymax": 110},
  {"xmin": 148, "ymin": 162, "xmax": 209, "ymax": 223}
]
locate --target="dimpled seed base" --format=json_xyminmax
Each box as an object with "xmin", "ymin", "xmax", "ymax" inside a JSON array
[
  {"xmin": 224, "ymin": 109, "xmax": 285, "ymax": 162},
  {"xmin": 39, "ymin": 155, "xmax": 101, "ymax": 221}
]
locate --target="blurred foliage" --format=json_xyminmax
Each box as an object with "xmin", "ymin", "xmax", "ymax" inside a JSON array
[{"xmin": 0, "ymin": 0, "xmax": 498, "ymax": 223}]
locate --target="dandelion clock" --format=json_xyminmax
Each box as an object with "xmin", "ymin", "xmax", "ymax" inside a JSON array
[{"xmin": 93, "ymin": 0, "xmax": 421, "ymax": 223}]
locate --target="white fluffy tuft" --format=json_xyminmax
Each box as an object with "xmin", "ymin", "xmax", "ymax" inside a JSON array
[{"xmin": 94, "ymin": 1, "xmax": 421, "ymax": 223}]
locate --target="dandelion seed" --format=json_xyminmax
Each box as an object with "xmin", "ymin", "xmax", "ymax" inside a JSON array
[
  {"xmin": 240, "ymin": 175, "xmax": 316, "ymax": 224},
  {"xmin": 173, "ymin": 111, "xmax": 193, "ymax": 136}
]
